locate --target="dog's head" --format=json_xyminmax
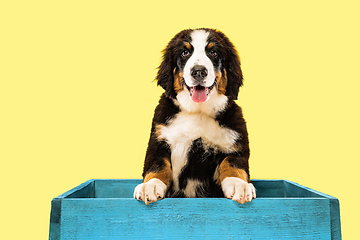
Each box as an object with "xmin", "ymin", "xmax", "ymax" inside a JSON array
[{"xmin": 157, "ymin": 28, "xmax": 243, "ymax": 104}]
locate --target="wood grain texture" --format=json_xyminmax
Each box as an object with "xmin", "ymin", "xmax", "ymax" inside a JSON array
[{"xmin": 49, "ymin": 179, "xmax": 341, "ymax": 240}]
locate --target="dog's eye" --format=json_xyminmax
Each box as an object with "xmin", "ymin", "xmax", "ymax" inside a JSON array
[
  {"xmin": 209, "ymin": 50, "xmax": 218, "ymax": 58},
  {"xmin": 181, "ymin": 50, "xmax": 190, "ymax": 58}
]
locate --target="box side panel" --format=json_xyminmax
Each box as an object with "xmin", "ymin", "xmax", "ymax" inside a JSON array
[
  {"xmin": 330, "ymin": 198, "xmax": 342, "ymax": 240},
  {"xmin": 283, "ymin": 181, "xmax": 322, "ymax": 198},
  {"xmin": 65, "ymin": 180, "xmax": 95, "ymax": 198},
  {"xmin": 283, "ymin": 180, "xmax": 331, "ymax": 198},
  {"xmin": 251, "ymin": 180, "xmax": 286, "ymax": 197},
  {"xmin": 49, "ymin": 198, "xmax": 61, "ymax": 240},
  {"xmin": 94, "ymin": 179, "xmax": 141, "ymax": 198},
  {"xmin": 59, "ymin": 198, "xmax": 332, "ymax": 240},
  {"xmin": 56, "ymin": 179, "xmax": 95, "ymax": 199}
]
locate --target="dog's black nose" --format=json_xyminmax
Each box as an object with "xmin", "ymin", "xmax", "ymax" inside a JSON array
[{"xmin": 191, "ymin": 65, "xmax": 208, "ymax": 81}]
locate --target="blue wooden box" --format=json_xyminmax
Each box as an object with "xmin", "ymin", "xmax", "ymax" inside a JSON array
[{"xmin": 49, "ymin": 179, "xmax": 341, "ymax": 239}]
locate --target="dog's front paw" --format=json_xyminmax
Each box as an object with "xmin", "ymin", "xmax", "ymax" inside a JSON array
[
  {"xmin": 221, "ymin": 177, "xmax": 256, "ymax": 204},
  {"xmin": 133, "ymin": 178, "xmax": 167, "ymax": 205}
]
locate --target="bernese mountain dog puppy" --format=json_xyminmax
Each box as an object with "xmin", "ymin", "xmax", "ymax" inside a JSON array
[{"xmin": 134, "ymin": 28, "xmax": 256, "ymax": 205}]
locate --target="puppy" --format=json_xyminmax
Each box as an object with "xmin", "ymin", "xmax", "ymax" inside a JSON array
[{"xmin": 134, "ymin": 28, "xmax": 256, "ymax": 205}]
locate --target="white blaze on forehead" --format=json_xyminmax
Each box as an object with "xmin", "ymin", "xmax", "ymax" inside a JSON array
[{"xmin": 183, "ymin": 30, "xmax": 216, "ymax": 87}]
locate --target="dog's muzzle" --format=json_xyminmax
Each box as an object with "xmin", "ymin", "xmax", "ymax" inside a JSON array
[
  {"xmin": 185, "ymin": 65, "xmax": 215, "ymax": 103},
  {"xmin": 191, "ymin": 65, "xmax": 208, "ymax": 82}
]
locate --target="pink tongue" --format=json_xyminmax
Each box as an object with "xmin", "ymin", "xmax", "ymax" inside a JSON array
[{"xmin": 191, "ymin": 86, "xmax": 208, "ymax": 103}]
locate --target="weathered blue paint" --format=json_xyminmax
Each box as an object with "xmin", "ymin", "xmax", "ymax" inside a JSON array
[{"xmin": 49, "ymin": 179, "xmax": 341, "ymax": 239}]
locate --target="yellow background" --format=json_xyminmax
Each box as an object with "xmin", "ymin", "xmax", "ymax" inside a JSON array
[{"xmin": 1, "ymin": 0, "xmax": 359, "ymax": 239}]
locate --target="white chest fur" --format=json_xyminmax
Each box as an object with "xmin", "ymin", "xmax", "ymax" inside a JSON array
[{"xmin": 157, "ymin": 110, "xmax": 240, "ymax": 190}]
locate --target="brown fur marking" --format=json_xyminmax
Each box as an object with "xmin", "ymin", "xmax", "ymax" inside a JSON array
[
  {"xmin": 216, "ymin": 69, "xmax": 227, "ymax": 95},
  {"xmin": 154, "ymin": 124, "xmax": 164, "ymax": 140},
  {"xmin": 216, "ymin": 156, "xmax": 249, "ymax": 184},
  {"xmin": 174, "ymin": 70, "xmax": 184, "ymax": 94},
  {"xmin": 144, "ymin": 158, "xmax": 172, "ymax": 186}
]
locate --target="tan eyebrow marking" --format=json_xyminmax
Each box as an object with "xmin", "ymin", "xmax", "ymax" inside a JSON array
[{"xmin": 184, "ymin": 42, "xmax": 191, "ymax": 49}]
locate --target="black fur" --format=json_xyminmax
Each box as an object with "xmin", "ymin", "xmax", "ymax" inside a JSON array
[
  {"xmin": 167, "ymin": 138, "xmax": 226, "ymax": 198},
  {"xmin": 142, "ymin": 94, "xmax": 179, "ymax": 177}
]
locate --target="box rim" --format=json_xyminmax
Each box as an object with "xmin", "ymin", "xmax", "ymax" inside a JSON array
[{"xmin": 52, "ymin": 179, "xmax": 338, "ymax": 200}]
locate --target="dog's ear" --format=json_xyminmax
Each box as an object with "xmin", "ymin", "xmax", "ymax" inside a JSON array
[
  {"xmin": 156, "ymin": 44, "xmax": 177, "ymax": 98},
  {"xmin": 157, "ymin": 32, "xmax": 185, "ymax": 99},
  {"xmin": 225, "ymin": 48, "xmax": 243, "ymax": 100},
  {"xmin": 157, "ymin": 30, "xmax": 192, "ymax": 99},
  {"xmin": 219, "ymin": 32, "xmax": 243, "ymax": 100}
]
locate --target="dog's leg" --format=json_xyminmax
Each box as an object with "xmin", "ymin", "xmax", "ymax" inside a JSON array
[
  {"xmin": 216, "ymin": 156, "xmax": 256, "ymax": 204},
  {"xmin": 134, "ymin": 158, "xmax": 172, "ymax": 205}
]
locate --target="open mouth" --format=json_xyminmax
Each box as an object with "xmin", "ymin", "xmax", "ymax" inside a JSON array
[{"xmin": 186, "ymin": 83, "xmax": 215, "ymax": 103}]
